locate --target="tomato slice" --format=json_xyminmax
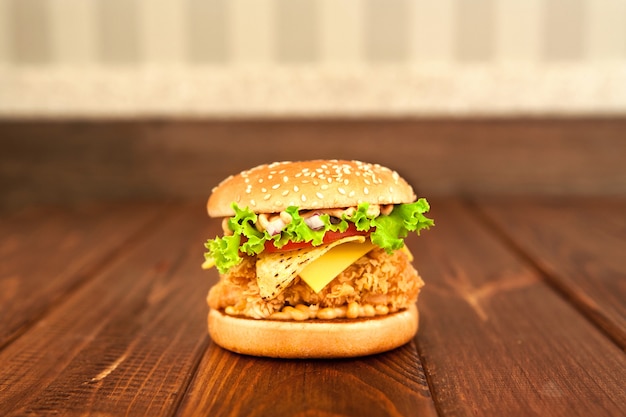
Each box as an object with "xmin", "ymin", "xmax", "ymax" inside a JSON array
[{"xmin": 264, "ymin": 223, "xmax": 370, "ymax": 253}]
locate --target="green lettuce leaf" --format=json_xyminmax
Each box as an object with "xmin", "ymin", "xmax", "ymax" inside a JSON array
[
  {"xmin": 204, "ymin": 234, "xmax": 241, "ymax": 274},
  {"xmin": 272, "ymin": 207, "xmax": 318, "ymax": 247},
  {"xmin": 272, "ymin": 207, "xmax": 348, "ymax": 248},
  {"xmin": 348, "ymin": 203, "xmax": 376, "ymax": 231},
  {"xmin": 369, "ymin": 199, "xmax": 434, "ymax": 252},
  {"xmin": 204, "ymin": 199, "xmax": 433, "ymax": 273}
]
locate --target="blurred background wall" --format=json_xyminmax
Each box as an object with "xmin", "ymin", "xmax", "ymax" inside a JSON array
[{"xmin": 1, "ymin": 0, "xmax": 625, "ymax": 118}]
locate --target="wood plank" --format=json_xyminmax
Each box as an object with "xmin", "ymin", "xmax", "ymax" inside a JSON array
[
  {"xmin": 0, "ymin": 203, "xmax": 214, "ymax": 416},
  {"xmin": 2, "ymin": 118, "xmax": 626, "ymax": 211},
  {"xmin": 474, "ymin": 197, "xmax": 626, "ymax": 348},
  {"xmin": 0, "ymin": 202, "xmax": 166, "ymax": 348},
  {"xmin": 409, "ymin": 199, "xmax": 626, "ymax": 417},
  {"xmin": 177, "ymin": 338, "xmax": 436, "ymax": 417}
]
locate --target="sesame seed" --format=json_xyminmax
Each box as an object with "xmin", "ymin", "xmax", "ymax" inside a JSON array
[
  {"xmin": 251, "ymin": 199, "xmax": 256, "ymax": 206},
  {"xmin": 283, "ymin": 176, "xmax": 289, "ymax": 182},
  {"xmin": 343, "ymin": 179, "xmax": 349, "ymax": 185},
  {"xmin": 321, "ymin": 184, "xmax": 329, "ymax": 190},
  {"xmin": 268, "ymin": 175, "xmax": 273, "ymax": 179},
  {"xmin": 264, "ymin": 194, "xmax": 271, "ymax": 200},
  {"xmin": 261, "ymin": 187, "xmax": 267, "ymax": 193},
  {"xmin": 313, "ymin": 180, "xmax": 319, "ymax": 186},
  {"xmin": 282, "ymin": 190, "xmax": 289, "ymax": 196},
  {"xmin": 327, "ymin": 177, "xmax": 332, "ymax": 184},
  {"xmin": 272, "ymin": 184, "xmax": 280, "ymax": 189},
  {"xmin": 364, "ymin": 179, "xmax": 371, "ymax": 185},
  {"xmin": 301, "ymin": 195, "xmax": 307, "ymax": 202},
  {"xmin": 338, "ymin": 188, "xmax": 346, "ymax": 195},
  {"xmin": 349, "ymin": 191, "xmax": 355, "ymax": 197},
  {"xmin": 316, "ymin": 192, "xmax": 324, "ymax": 199},
  {"xmin": 258, "ymin": 178, "xmax": 264, "ymax": 183},
  {"xmin": 274, "ymin": 200, "xmax": 283, "ymax": 207},
  {"xmin": 364, "ymin": 187, "xmax": 369, "ymax": 195},
  {"xmin": 293, "ymin": 185, "xmax": 299, "ymax": 192}
]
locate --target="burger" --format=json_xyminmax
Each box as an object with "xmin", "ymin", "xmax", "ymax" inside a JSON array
[{"xmin": 202, "ymin": 160, "xmax": 433, "ymax": 358}]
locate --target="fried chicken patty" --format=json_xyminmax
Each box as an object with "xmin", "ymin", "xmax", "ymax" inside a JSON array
[{"xmin": 207, "ymin": 247, "xmax": 424, "ymax": 320}]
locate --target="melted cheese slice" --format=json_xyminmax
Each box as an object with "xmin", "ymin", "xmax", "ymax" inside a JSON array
[
  {"xmin": 299, "ymin": 241, "xmax": 376, "ymax": 293},
  {"xmin": 256, "ymin": 236, "xmax": 367, "ymax": 300}
]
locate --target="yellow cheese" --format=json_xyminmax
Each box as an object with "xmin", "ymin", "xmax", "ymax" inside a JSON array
[
  {"xmin": 256, "ymin": 236, "xmax": 366, "ymax": 300},
  {"xmin": 299, "ymin": 241, "xmax": 376, "ymax": 293}
]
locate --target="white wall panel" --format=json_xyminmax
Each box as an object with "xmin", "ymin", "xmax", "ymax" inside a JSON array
[
  {"xmin": 2, "ymin": 0, "xmax": 626, "ymax": 116},
  {"xmin": 585, "ymin": 0, "xmax": 626, "ymax": 61},
  {"xmin": 494, "ymin": 0, "xmax": 543, "ymax": 63},
  {"xmin": 409, "ymin": 0, "xmax": 455, "ymax": 64},
  {"xmin": 0, "ymin": 0, "xmax": 10, "ymax": 64},
  {"xmin": 230, "ymin": 0, "xmax": 274, "ymax": 65},
  {"xmin": 319, "ymin": 0, "xmax": 363, "ymax": 65},
  {"xmin": 139, "ymin": 0, "xmax": 185, "ymax": 64}
]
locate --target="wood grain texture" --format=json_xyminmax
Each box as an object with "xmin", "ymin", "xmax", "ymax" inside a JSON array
[
  {"xmin": 2, "ymin": 118, "xmax": 626, "ymax": 211},
  {"xmin": 0, "ymin": 204, "xmax": 213, "ymax": 416},
  {"xmin": 474, "ymin": 197, "xmax": 626, "ymax": 349},
  {"xmin": 408, "ymin": 199, "xmax": 626, "ymax": 417},
  {"xmin": 177, "ymin": 340, "xmax": 436, "ymax": 417},
  {"xmin": 1, "ymin": 195, "xmax": 625, "ymax": 415},
  {"xmin": 0, "ymin": 202, "xmax": 166, "ymax": 348}
]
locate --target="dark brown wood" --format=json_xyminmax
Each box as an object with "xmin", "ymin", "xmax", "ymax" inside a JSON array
[
  {"xmin": 0, "ymin": 202, "xmax": 438, "ymax": 417},
  {"xmin": 1, "ymin": 192, "xmax": 625, "ymax": 414},
  {"xmin": 474, "ymin": 197, "xmax": 626, "ymax": 349},
  {"xmin": 0, "ymin": 202, "xmax": 167, "ymax": 348},
  {"xmin": 2, "ymin": 118, "xmax": 626, "ymax": 211},
  {"xmin": 408, "ymin": 199, "xmax": 626, "ymax": 417},
  {"xmin": 0, "ymin": 204, "xmax": 213, "ymax": 416},
  {"xmin": 177, "ymin": 338, "xmax": 436, "ymax": 417}
]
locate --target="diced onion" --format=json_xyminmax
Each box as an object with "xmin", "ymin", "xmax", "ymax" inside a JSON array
[
  {"xmin": 304, "ymin": 214, "xmax": 325, "ymax": 230},
  {"xmin": 266, "ymin": 218, "xmax": 286, "ymax": 235}
]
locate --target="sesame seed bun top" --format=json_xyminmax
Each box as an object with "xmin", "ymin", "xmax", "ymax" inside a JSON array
[{"xmin": 207, "ymin": 160, "xmax": 417, "ymax": 217}]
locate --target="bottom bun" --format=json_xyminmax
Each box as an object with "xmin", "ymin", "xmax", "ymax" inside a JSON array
[{"xmin": 208, "ymin": 304, "xmax": 418, "ymax": 358}]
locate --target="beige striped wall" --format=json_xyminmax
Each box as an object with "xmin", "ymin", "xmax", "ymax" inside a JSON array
[{"xmin": 1, "ymin": 0, "xmax": 625, "ymax": 117}]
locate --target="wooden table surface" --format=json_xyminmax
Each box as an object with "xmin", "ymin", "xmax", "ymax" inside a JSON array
[{"xmin": 1, "ymin": 196, "xmax": 625, "ymax": 416}]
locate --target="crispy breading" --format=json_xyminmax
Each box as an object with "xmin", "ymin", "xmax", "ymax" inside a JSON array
[{"xmin": 207, "ymin": 247, "xmax": 424, "ymax": 319}]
